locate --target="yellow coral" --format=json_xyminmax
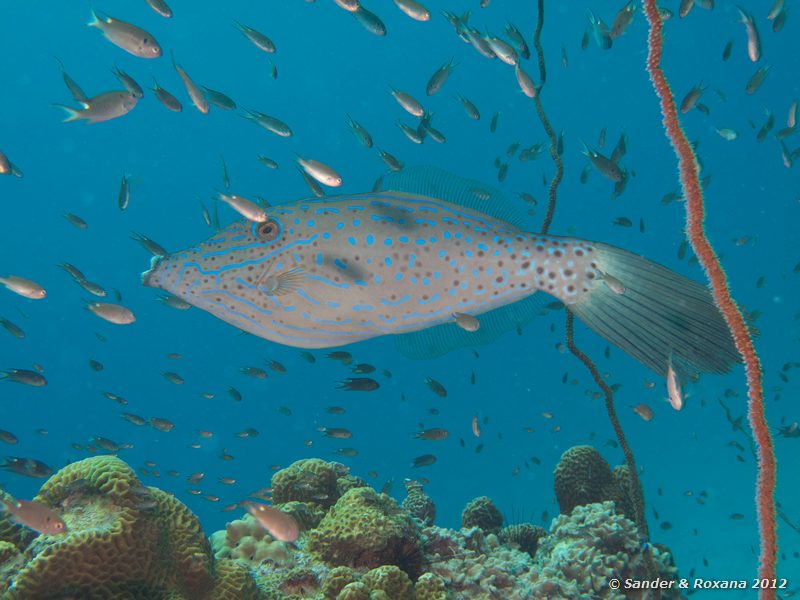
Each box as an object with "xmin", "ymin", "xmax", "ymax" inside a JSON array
[
  {"xmin": 6, "ymin": 456, "xmax": 216, "ymax": 599},
  {"xmin": 307, "ymin": 487, "xmax": 423, "ymax": 577},
  {"xmin": 414, "ymin": 572, "xmax": 448, "ymax": 600},
  {"xmin": 361, "ymin": 565, "xmax": 413, "ymax": 600},
  {"xmin": 321, "ymin": 566, "xmax": 358, "ymax": 599},
  {"xmin": 211, "ymin": 559, "xmax": 263, "ymax": 600},
  {"xmin": 336, "ymin": 581, "xmax": 370, "ymax": 600},
  {"xmin": 271, "ymin": 459, "xmax": 353, "ymax": 509}
]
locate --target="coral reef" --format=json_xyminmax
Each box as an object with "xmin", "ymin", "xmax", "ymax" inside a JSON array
[
  {"xmin": 306, "ymin": 486, "xmax": 424, "ymax": 577},
  {"xmin": 0, "ymin": 456, "xmax": 249, "ymax": 599},
  {"xmin": 0, "ymin": 453, "xmax": 681, "ymax": 600},
  {"xmin": 533, "ymin": 502, "xmax": 679, "ymax": 599},
  {"xmin": 553, "ymin": 445, "xmax": 643, "ymax": 523},
  {"xmin": 270, "ymin": 458, "xmax": 365, "ymax": 509},
  {"xmin": 554, "ymin": 445, "xmax": 613, "ymax": 513},
  {"xmin": 401, "ymin": 479, "xmax": 436, "ymax": 526},
  {"xmin": 211, "ymin": 513, "xmax": 296, "ymax": 568},
  {"xmin": 461, "ymin": 495, "xmax": 503, "ymax": 534},
  {"xmin": 361, "ymin": 565, "xmax": 414, "ymax": 599}
]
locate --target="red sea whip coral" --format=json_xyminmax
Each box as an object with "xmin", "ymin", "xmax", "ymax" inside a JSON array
[{"xmin": 641, "ymin": 0, "xmax": 778, "ymax": 595}]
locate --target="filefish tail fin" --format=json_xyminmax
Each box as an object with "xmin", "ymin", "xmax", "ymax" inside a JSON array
[{"xmin": 569, "ymin": 242, "xmax": 740, "ymax": 377}]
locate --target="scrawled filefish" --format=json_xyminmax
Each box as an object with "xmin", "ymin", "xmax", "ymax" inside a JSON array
[{"xmin": 142, "ymin": 166, "xmax": 738, "ymax": 377}]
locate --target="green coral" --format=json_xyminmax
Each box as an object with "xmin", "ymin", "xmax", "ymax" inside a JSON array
[
  {"xmin": 413, "ymin": 572, "xmax": 448, "ymax": 600},
  {"xmin": 321, "ymin": 566, "xmax": 358, "ymax": 600},
  {"xmin": 210, "ymin": 559, "xmax": 263, "ymax": 600},
  {"xmin": 336, "ymin": 581, "xmax": 370, "ymax": 600},
  {"xmin": 401, "ymin": 479, "xmax": 436, "ymax": 526},
  {"xmin": 3, "ymin": 456, "xmax": 258, "ymax": 599},
  {"xmin": 278, "ymin": 500, "xmax": 326, "ymax": 531},
  {"xmin": 271, "ymin": 459, "xmax": 365, "ymax": 509},
  {"xmin": 553, "ymin": 445, "xmax": 612, "ymax": 514},
  {"xmin": 460, "ymin": 496, "xmax": 503, "ymax": 534},
  {"xmin": 554, "ymin": 446, "xmax": 644, "ymax": 524},
  {"xmin": 307, "ymin": 487, "xmax": 423, "ymax": 577},
  {"xmin": 361, "ymin": 565, "xmax": 413, "ymax": 600}
]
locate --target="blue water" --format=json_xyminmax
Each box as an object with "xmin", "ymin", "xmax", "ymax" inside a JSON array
[{"xmin": 1, "ymin": 1, "xmax": 798, "ymax": 596}]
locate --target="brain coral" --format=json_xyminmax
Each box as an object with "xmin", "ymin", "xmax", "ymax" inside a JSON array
[
  {"xmin": 460, "ymin": 496, "xmax": 503, "ymax": 534},
  {"xmin": 306, "ymin": 487, "xmax": 423, "ymax": 578},
  {"xmin": 361, "ymin": 565, "xmax": 414, "ymax": 600},
  {"xmin": 554, "ymin": 445, "xmax": 613, "ymax": 514},
  {"xmin": 401, "ymin": 479, "xmax": 436, "ymax": 526},
  {"xmin": 413, "ymin": 572, "xmax": 448, "ymax": 600},
  {"xmin": 3, "ymin": 455, "xmax": 241, "ymax": 600},
  {"xmin": 271, "ymin": 459, "xmax": 365, "ymax": 509},
  {"xmin": 554, "ymin": 446, "xmax": 644, "ymax": 526}
]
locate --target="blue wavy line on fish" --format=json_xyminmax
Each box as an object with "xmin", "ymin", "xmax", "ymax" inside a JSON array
[{"xmin": 142, "ymin": 166, "xmax": 738, "ymax": 377}]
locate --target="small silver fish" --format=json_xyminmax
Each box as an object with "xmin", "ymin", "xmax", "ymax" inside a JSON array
[
  {"xmin": 393, "ymin": 0, "xmax": 430, "ymax": 21},
  {"xmin": 218, "ymin": 193, "xmax": 268, "ymax": 222},
  {"xmin": 118, "ymin": 173, "xmax": 130, "ymax": 211},
  {"xmin": 456, "ymin": 95, "xmax": 480, "ymax": 120},
  {"xmin": 55, "ymin": 57, "xmax": 88, "ymax": 103},
  {"xmin": 172, "ymin": 52, "xmax": 209, "ymax": 114},
  {"xmin": 346, "ymin": 114, "xmax": 373, "ymax": 148},
  {"xmin": 1, "ymin": 368, "xmax": 47, "ymax": 387},
  {"xmin": 353, "ymin": 6, "xmax": 387, "ymax": 36},
  {"xmin": 88, "ymin": 11, "xmax": 162, "ymax": 58},
  {"xmin": 151, "ymin": 78, "xmax": 183, "ymax": 112},
  {"xmin": 426, "ymin": 58, "xmax": 456, "ymax": 96},
  {"xmin": 736, "ymin": 6, "xmax": 761, "ymax": 62},
  {"xmin": 56, "ymin": 91, "xmax": 138, "ymax": 124},
  {"xmin": 242, "ymin": 109, "xmax": 292, "ymax": 137},
  {"xmin": 391, "ymin": 88, "xmax": 425, "ymax": 117},
  {"xmin": 234, "ymin": 21, "xmax": 276, "ymax": 53},
  {"xmin": 87, "ymin": 302, "xmax": 136, "ymax": 325},
  {"xmin": 453, "ymin": 312, "xmax": 480, "ymax": 332},
  {"xmin": 111, "ymin": 66, "xmax": 143, "ymax": 98},
  {"xmin": 297, "ymin": 158, "xmax": 343, "ymax": 187},
  {"xmin": 145, "ymin": 0, "xmax": 173, "ymax": 18},
  {"xmin": 581, "ymin": 142, "xmax": 623, "ymax": 182}
]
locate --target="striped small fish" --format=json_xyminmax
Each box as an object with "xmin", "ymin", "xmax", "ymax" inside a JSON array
[{"xmin": 142, "ymin": 167, "xmax": 738, "ymax": 377}]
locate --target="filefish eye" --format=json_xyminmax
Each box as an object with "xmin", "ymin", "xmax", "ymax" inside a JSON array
[{"xmin": 255, "ymin": 218, "xmax": 280, "ymax": 242}]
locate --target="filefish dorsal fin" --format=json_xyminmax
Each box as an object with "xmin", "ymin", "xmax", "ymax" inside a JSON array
[
  {"xmin": 394, "ymin": 293, "xmax": 549, "ymax": 359},
  {"xmin": 380, "ymin": 165, "xmax": 530, "ymax": 228}
]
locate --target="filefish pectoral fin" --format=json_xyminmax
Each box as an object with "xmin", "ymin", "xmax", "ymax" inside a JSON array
[{"xmin": 258, "ymin": 268, "xmax": 305, "ymax": 297}]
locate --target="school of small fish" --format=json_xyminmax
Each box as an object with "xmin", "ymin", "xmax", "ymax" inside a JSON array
[{"xmin": 0, "ymin": 1, "xmax": 797, "ymax": 577}]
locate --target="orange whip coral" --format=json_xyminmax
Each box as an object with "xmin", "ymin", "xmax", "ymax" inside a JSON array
[{"xmin": 641, "ymin": 0, "xmax": 777, "ymax": 593}]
